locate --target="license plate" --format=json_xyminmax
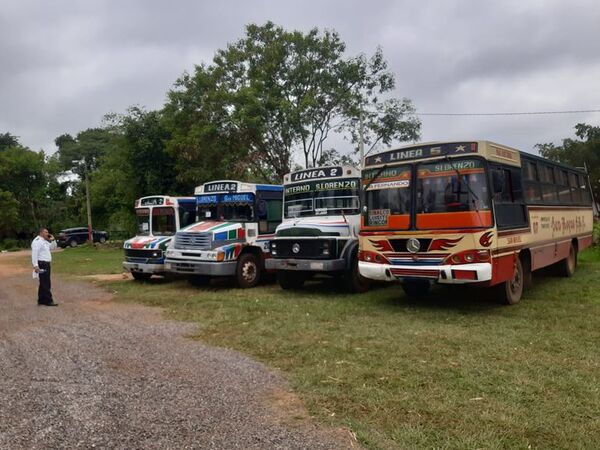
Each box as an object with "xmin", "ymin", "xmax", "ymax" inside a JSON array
[{"xmin": 310, "ymin": 262, "xmax": 324, "ymax": 270}]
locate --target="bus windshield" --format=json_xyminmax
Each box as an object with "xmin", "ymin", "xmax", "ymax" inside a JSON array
[
  {"xmin": 136, "ymin": 208, "xmax": 150, "ymax": 236},
  {"xmin": 196, "ymin": 195, "xmax": 254, "ymax": 222},
  {"xmin": 363, "ymin": 166, "xmax": 411, "ymax": 228},
  {"xmin": 416, "ymin": 158, "xmax": 491, "ymax": 228},
  {"xmin": 284, "ymin": 179, "xmax": 360, "ymax": 218},
  {"xmin": 152, "ymin": 207, "xmax": 176, "ymax": 236}
]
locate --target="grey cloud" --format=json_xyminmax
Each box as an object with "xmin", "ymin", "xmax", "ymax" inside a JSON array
[{"xmin": 1, "ymin": 0, "xmax": 599, "ymax": 155}]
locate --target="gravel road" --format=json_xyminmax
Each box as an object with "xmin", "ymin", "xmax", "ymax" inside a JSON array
[{"xmin": 0, "ymin": 252, "xmax": 355, "ymax": 449}]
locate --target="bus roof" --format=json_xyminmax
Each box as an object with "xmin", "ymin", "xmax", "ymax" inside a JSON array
[
  {"xmin": 364, "ymin": 140, "xmax": 587, "ymax": 174},
  {"xmin": 136, "ymin": 195, "xmax": 195, "ymax": 207},
  {"xmin": 194, "ymin": 180, "xmax": 283, "ymax": 195},
  {"xmin": 283, "ymin": 165, "xmax": 359, "ymax": 185}
]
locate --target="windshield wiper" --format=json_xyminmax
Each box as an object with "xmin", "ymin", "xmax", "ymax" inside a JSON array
[
  {"xmin": 445, "ymin": 156, "xmax": 480, "ymax": 203},
  {"xmin": 363, "ymin": 164, "xmax": 389, "ymax": 192}
]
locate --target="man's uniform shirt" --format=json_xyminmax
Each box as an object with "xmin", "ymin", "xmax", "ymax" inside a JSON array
[{"xmin": 31, "ymin": 236, "xmax": 57, "ymax": 267}]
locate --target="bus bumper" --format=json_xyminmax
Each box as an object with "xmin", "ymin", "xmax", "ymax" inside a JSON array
[
  {"xmin": 123, "ymin": 261, "xmax": 165, "ymax": 274},
  {"xmin": 359, "ymin": 261, "xmax": 492, "ymax": 284},
  {"xmin": 164, "ymin": 258, "xmax": 237, "ymax": 276},
  {"xmin": 266, "ymin": 258, "xmax": 346, "ymax": 272}
]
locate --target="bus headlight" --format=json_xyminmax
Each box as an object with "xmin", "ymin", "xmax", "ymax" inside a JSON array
[
  {"xmin": 322, "ymin": 241, "xmax": 330, "ymax": 256},
  {"xmin": 271, "ymin": 242, "xmax": 277, "ymax": 255}
]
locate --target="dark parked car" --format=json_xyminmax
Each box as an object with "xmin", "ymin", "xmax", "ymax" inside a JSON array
[{"xmin": 57, "ymin": 228, "xmax": 109, "ymax": 248}]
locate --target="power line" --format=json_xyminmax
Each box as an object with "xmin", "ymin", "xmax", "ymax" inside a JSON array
[{"xmin": 415, "ymin": 109, "xmax": 600, "ymax": 117}]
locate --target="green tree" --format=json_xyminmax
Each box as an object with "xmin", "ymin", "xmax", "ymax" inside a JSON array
[
  {"xmin": 536, "ymin": 123, "xmax": 600, "ymax": 201},
  {"xmin": 0, "ymin": 146, "xmax": 46, "ymax": 234},
  {"xmin": 0, "ymin": 190, "xmax": 19, "ymax": 238},
  {"xmin": 166, "ymin": 22, "xmax": 421, "ymax": 183},
  {"xmin": 164, "ymin": 65, "xmax": 255, "ymax": 190},
  {"xmin": 0, "ymin": 132, "xmax": 20, "ymax": 151}
]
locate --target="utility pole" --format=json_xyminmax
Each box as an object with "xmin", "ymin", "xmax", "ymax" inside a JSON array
[
  {"xmin": 78, "ymin": 160, "xmax": 93, "ymax": 244},
  {"xmin": 358, "ymin": 111, "xmax": 365, "ymax": 169}
]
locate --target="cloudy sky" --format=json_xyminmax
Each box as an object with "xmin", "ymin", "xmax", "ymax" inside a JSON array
[{"xmin": 2, "ymin": 0, "xmax": 600, "ymax": 158}]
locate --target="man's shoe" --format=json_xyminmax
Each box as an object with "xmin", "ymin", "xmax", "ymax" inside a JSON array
[{"xmin": 44, "ymin": 302, "xmax": 59, "ymax": 306}]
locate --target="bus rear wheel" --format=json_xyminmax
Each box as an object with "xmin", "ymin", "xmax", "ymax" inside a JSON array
[
  {"xmin": 277, "ymin": 270, "xmax": 306, "ymax": 290},
  {"xmin": 496, "ymin": 256, "xmax": 523, "ymax": 305},
  {"xmin": 402, "ymin": 280, "xmax": 430, "ymax": 298},
  {"xmin": 557, "ymin": 243, "xmax": 577, "ymax": 277}
]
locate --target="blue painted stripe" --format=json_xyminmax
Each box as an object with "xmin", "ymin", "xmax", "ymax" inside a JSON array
[
  {"xmin": 214, "ymin": 231, "xmax": 228, "ymax": 241},
  {"xmin": 256, "ymin": 184, "xmax": 283, "ymax": 192}
]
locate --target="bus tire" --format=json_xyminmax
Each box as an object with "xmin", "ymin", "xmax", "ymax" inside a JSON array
[
  {"xmin": 236, "ymin": 253, "xmax": 261, "ymax": 289},
  {"xmin": 131, "ymin": 271, "xmax": 151, "ymax": 281},
  {"xmin": 343, "ymin": 255, "xmax": 370, "ymax": 293},
  {"xmin": 496, "ymin": 256, "xmax": 523, "ymax": 305},
  {"xmin": 402, "ymin": 280, "xmax": 430, "ymax": 298},
  {"xmin": 521, "ymin": 252, "xmax": 533, "ymax": 290},
  {"xmin": 277, "ymin": 270, "xmax": 306, "ymax": 290},
  {"xmin": 557, "ymin": 243, "xmax": 577, "ymax": 277},
  {"xmin": 189, "ymin": 275, "xmax": 210, "ymax": 286}
]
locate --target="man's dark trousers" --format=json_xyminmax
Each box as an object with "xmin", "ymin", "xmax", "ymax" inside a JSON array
[{"xmin": 38, "ymin": 260, "xmax": 53, "ymax": 305}]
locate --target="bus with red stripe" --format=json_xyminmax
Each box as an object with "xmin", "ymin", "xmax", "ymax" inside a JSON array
[
  {"xmin": 165, "ymin": 180, "xmax": 283, "ymax": 288},
  {"xmin": 358, "ymin": 141, "xmax": 594, "ymax": 304},
  {"xmin": 123, "ymin": 196, "xmax": 197, "ymax": 280}
]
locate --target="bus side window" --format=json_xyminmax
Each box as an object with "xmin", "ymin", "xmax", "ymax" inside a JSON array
[
  {"xmin": 491, "ymin": 165, "xmax": 528, "ymax": 229},
  {"xmin": 179, "ymin": 206, "xmax": 196, "ymax": 228},
  {"xmin": 258, "ymin": 197, "xmax": 283, "ymax": 234}
]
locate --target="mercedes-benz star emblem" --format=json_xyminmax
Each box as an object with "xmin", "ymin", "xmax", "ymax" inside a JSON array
[
  {"xmin": 292, "ymin": 243, "xmax": 300, "ymax": 254},
  {"xmin": 406, "ymin": 238, "xmax": 421, "ymax": 254}
]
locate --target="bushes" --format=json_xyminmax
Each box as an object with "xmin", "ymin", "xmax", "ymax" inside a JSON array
[
  {"xmin": 594, "ymin": 221, "xmax": 600, "ymax": 245},
  {"xmin": 0, "ymin": 239, "xmax": 29, "ymax": 251}
]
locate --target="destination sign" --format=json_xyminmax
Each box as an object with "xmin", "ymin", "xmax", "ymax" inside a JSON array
[
  {"xmin": 222, "ymin": 193, "xmax": 254, "ymax": 203},
  {"xmin": 140, "ymin": 197, "xmax": 164, "ymax": 206},
  {"xmin": 197, "ymin": 195, "xmax": 218, "ymax": 204},
  {"xmin": 204, "ymin": 182, "xmax": 238, "ymax": 193},
  {"xmin": 290, "ymin": 166, "xmax": 343, "ymax": 182},
  {"xmin": 364, "ymin": 142, "xmax": 478, "ymax": 167},
  {"xmin": 284, "ymin": 179, "xmax": 360, "ymax": 196}
]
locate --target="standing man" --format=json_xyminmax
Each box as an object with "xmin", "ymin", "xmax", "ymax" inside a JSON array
[{"xmin": 32, "ymin": 227, "xmax": 58, "ymax": 306}]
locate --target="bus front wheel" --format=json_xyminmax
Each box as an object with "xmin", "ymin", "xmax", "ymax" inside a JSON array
[
  {"xmin": 343, "ymin": 255, "xmax": 370, "ymax": 293},
  {"xmin": 236, "ymin": 253, "xmax": 261, "ymax": 288},
  {"xmin": 496, "ymin": 256, "xmax": 523, "ymax": 305}
]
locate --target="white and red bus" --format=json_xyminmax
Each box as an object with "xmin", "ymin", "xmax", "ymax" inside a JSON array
[{"xmin": 358, "ymin": 141, "xmax": 594, "ymax": 304}]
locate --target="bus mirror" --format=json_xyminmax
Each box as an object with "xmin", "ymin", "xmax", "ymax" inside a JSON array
[{"xmin": 492, "ymin": 170, "xmax": 504, "ymax": 193}]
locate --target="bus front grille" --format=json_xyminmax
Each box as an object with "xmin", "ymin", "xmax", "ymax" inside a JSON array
[{"xmin": 174, "ymin": 232, "xmax": 212, "ymax": 250}]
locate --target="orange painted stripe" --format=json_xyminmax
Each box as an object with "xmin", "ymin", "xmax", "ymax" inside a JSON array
[{"xmin": 416, "ymin": 211, "xmax": 492, "ymax": 229}]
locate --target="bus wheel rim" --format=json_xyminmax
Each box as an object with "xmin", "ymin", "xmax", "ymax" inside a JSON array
[
  {"xmin": 510, "ymin": 266, "xmax": 521, "ymax": 294},
  {"xmin": 242, "ymin": 261, "xmax": 257, "ymax": 282}
]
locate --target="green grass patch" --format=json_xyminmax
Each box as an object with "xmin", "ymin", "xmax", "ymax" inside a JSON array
[
  {"xmin": 52, "ymin": 246, "xmax": 600, "ymax": 449},
  {"xmin": 52, "ymin": 245, "xmax": 124, "ymax": 276}
]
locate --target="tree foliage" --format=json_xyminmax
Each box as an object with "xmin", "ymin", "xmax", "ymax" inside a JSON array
[
  {"xmin": 537, "ymin": 123, "xmax": 600, "ymax": 202},
  {"xmin": 166, "ymin": 22, "xmax": 421, "ymax": 182},
  {"xmin": 0, "ymin": 132, "xmax": 20, "ymax": 151},
  {"xmin": 1, "ymin": 22, "xmax": 423, "ymax": 242}
]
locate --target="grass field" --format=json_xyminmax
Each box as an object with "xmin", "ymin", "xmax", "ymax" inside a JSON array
[{"xmin": 50, "ymin": 246, "xmax": 600, "ymax": 449}]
